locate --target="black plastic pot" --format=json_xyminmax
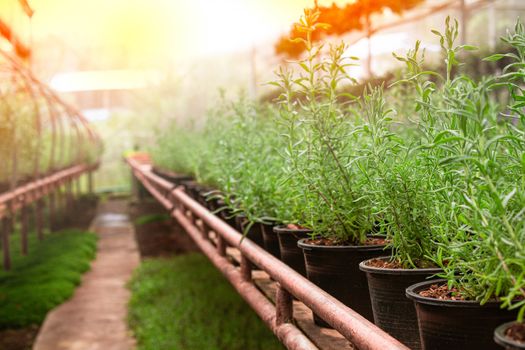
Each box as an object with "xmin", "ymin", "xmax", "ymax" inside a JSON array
[
  {"xmin": 199, "ymin": 189, "xmax": 221, "ymax": 211},
  {"xmin": 216, "ymin": 199, "xmax": 237, "ymax": 228},
  {"xmin": 236, "ymin": 215, "xmax": 264, "ymax": 247},
  {"xmin": 234, "ymin": 214, "xmax": 245, "ymax": 232},
  {"xmin": 406, "ymin": 279, "xmax": 518, "ymax": 350},
  {"xmin": 494, "ymin": 322, "xmax": 525, "ymax": 350},
  {"xmin": 260, "ymin": 221, "xmax": 281, "ymax": 258},
  {"xmin": 298, "ymin": 238, "xmax": 386, "ymax": 327},
  {"xmin": 196, "ymin": 186, "xmax": 213, "ymax": 207},
  {"xmin": 204, "ymin": 195, "xmax": 220, "ymax": 212},
  {"xmin": 359, "ymin": 257, "xmax": 441, "ymax": 350},
  {"xmin": 274, "ymin": 226, "xmax": 312, "ymax": 276},
  {"xmin": 180, "ymin": 181, "xmax": 202, "ymax": 201}
]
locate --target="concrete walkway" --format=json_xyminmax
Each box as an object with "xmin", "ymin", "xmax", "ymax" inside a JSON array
[{"xmin": 34, "ymin": 200, "xmax": 139, "ymax": 350}]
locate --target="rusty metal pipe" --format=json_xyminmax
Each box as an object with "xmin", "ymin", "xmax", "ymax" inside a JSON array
[
  {"xmin": 240, "ymin": 254, "xmax": 253, "ymax": 281},
  {"xmin": 0, "ymin": 162, "xmax": 95, "ymax": 268},
  {"xmin": 75, "ymin": 177, "xmax": 81, "ymax": 197},
  {"xmin": 48, "ymin": 191, "xmax": 55, "ymax": 231},
  {"xmin": 0, "ymin": 164, "xmax": 87, "ymax": 205},
  {"xmin": 217, "ymin": 236, "xmax": 227, "ymax": 256},
  {"xmin": 0, "ymin": 164, "xmax": 91, "ymax": 221},
  {"xmin": 276, "ymin": 285, "xmax": 294, "ymax": 325},
  {"xmin": 130, "ymin": 162, "xmax": 316, "ymax": 349},
  {"xmin": 87, "ymin": 171, "xmax": 93, "ymax": 194},
  {"xmin": 127, "ymin": 157, "xmax": 410, "ymax": 350}
]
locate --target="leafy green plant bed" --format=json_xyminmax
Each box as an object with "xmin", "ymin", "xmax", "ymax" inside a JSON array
[
  {"xmin": 0, "ymin": 229, "xmax": 97, "ymax": 328},
  {"xmin": 128, "ymin": 254, "xmax": 284, "ymax": 350}
]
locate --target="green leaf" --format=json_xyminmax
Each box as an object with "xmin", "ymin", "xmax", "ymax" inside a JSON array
[
  {"xmin": 502, "ymin": 188, "xmax": 517, "ymax": 208},
  {"xmin": 461, "ymin": 45, "xmax": 478, "ymax": 51},
  {"xmin": 483, "ymin": 54, "xmax": 506, "ymax": 62}
]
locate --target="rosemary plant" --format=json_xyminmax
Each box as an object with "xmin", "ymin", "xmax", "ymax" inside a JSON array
[
  {"xmin": 150, "ymin": 123, "xmax": 200, "ymax": 177},
  {"xmin": 273, "ymin": 8, "xmax": 372, "ymax": 244},
  {"xmin": 390, "ymin": 17, "xmax": 525, "ymax": 318},
  {"xmin": 356, "ymin": 85, "xmax": 440, "ymax": 268}
]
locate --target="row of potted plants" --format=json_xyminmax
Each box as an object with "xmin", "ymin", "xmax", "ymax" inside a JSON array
[{"xmin": 150, "ymin": 12, "xmax": 525, "ymax": 350}]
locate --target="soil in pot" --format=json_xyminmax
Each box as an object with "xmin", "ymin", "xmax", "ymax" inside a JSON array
[
  {"xmin": 298, "ymin": 237, "xmax": 387, "ymax": 327},
  {"xmin": 359, "ymin": 257, "xmax": 441, "ymax": 350},
  {"xmin": 495, "ymin": 322, "xmax": 525, "ymax": 350},
  {"xmin": 406, "ymin": 279, "xmax": 518, "ymax": 350},
  {"xmin": 260, "ymin": 221, "xmax": 281, "ymax": 258},
  {"xmin": 274, "ymin": 225, "xmax": 312, "ymax": 276}
]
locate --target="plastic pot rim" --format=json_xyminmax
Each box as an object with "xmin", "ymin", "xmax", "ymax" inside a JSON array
[
  {"xmin": 151, "ymin": 166, "xmax": 193, "ymax": 180},
  {"xmin": 359, "ymin": 256, "xmax": 442, "ymax": 275},
  {"xmin": 494, "ymin": 321, "xmax": 525, "ymax": 349},
  {"xmin": 297, "ymin": 238, "xmax": 387, "ymax": 251},
  {"xmin": 273, "ymin": 225, "xmax": 313, "ymax": 235},
  {"xmin": 406, "ymin": 279, "xmax": 503, "ymax": 308}
]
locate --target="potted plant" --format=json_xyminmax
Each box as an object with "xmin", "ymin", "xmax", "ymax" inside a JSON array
[
  {"xmin": 270, "ymin": 62, "xmax": 315, "ymax": 274},
  {"xmin": 223, "ymin": 103, "xmax": 288, "ymax": 255},
  {"xmin": 356, "ymin": 19, "xmax": 486, "ymax": 348},
  {"xmin": 405, "ymin": 19, "xmax": 524, "ymax": 350},
  {"xmin": 489, "ymin": 21, "xmax": 525, "ymax": 350},
  {"xmin": 357, "ymin": 81, "xmax": 442, "ymax": 349},
  {"xmin": 274, "ymin": 8, "xmax": 387, "ymax": 326}
]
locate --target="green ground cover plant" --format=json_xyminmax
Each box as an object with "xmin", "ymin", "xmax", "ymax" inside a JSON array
[
  {"xmin": 128, "ymin": 254, "xmax": 284, "ymax": 350},
  {"xmin": 0, "ymin": 229, "xmax": 97, "ymax": 328}
]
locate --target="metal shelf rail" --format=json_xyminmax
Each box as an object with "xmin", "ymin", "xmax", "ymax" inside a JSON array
[
  {"xmin": 0, "ymin": 162, "xmax": 98, "ymax": 270},
  {"xmin": 127, "ymin": 155, "xmax": 409, "ymax": 350}
]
